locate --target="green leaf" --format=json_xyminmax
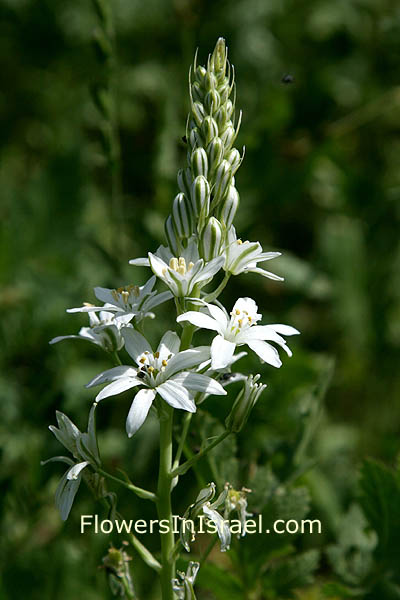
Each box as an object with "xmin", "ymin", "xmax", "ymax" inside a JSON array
[
  {"xmin": 263, "ymin": 549, "xmax": 320, "ymax": 597},
  {"xmin": 196, "ymin": 562, "xmax": 243, "ymax": 600}
]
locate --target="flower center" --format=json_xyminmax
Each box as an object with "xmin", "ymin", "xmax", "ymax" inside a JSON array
[
  {"xmin": 229, "ymin": 308, "xmax": 254, "ymax": 336},
  {"xmin": 167, "ymin": 257, "xmax": 195, "ymax": 276},
  {"xmin": 111, "ymin": 285, "xmax": 140, "ymax": 305},
  {"xmin": 137, "ymin": 350, "xmax": 172, "ymax": 382}
]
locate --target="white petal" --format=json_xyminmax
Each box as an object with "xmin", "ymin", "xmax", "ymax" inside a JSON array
[
  {"xmin": 148, "ymin": 253, "xmax": 168, "ymax": 279},
  {"xmin": 193, "ymin": 256, "xmax": 224, "ymax": 283},
  {"xmin": 247, "ymin": 340, "xmax": 282, "ymax": 368},
  {"xmin": 158, "ymin": 330, "xmax": 181, "ymax": 357},
  {"xmin": 126, "ymin": 389, "xmax": 156, "ymax": 437},
  {"xmin": 67, "ymin": 305, "xmax": 108, "ymax": 314},
  {"xmin": 121, "ymin": 328, "xmax": 153, "ymax": 362},
  {"xmin": 177, "ymin": 311, "xmax": 222, "ymax": 333},
  {"xmin": 129, "ymin": 257, "xmax": 150, "ymax": 267},
  {"xmin": 238, "ymin": 325, "xmax": 287, "ymax": 345},
  {"xmin": 173, "ymin": 372, "xmax": 227, "ymax": 395},
  {"xmin": 144, "ymin": 291, "xmax": 173, "ymax": 310},
  {"xmin": 67, "ymin": 461, "xmax": 89, "ymax": 480},
  {"xmin": 157, "ymin": 381, "xmax": 196, "ymax": 412},
  {"xmin": 163, "ymin": 347, "xmax": 210, "ymax": 378},
  {"xmin": 211, "ymin": 335, "xmax": 236, "ymax": 370},
  {"xmin": 95, "ymin": 378, "xmax": 141, "ymax": 402},
  {"xmin": 256, "ymin": 251, "xmax": 282, "ymax": 262},
  {"xmin": 86, "ymin": 365, "xmax": 139, "ymax": 387},
  {"xmin": 206, "ymin": 303, "xmax": 229, "ymax": 329},
  {"xmin": 50, "ymin": 334, "xmax": 97, "ymax": 345},
  {"xmin": 94, "ymin": 287, "xmax": 117, "ymax": 305},
  {"xmin": 246, "ymin": 266, "xmax": 284, "ymax": 281},
  {"xmin": 268, "ymin": 324, "xmax": 300, "ymax": 336}
]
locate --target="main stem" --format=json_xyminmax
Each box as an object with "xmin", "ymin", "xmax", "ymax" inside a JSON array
[{"xmin": 157, "ymin": 404, "xmax": 175, "ymax": 599}]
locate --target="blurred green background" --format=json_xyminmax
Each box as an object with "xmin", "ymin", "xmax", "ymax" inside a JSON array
[{"xmin": 1, "ymin": 0, "xmax": 399, "ymax": 598}]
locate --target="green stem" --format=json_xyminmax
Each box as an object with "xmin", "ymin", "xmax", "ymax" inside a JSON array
[
  {"xmin": 128, "ymin": 533, "xmax": 161, "ymax": 573},
  {"xmin": 157, "ymin": 405, "xmax": 175, "ymax": 600},
  {"xmin": 98, "ymin": 468, "xmax": 157, "ymax": 502},
  {"xmin": 172, "ymin": 412, "xmax": 192, "ymax": 473},
  {"xmin": 169, "ymin": 431, "xmax": 231, "ymax": 478},
  {"xmin": 203, "ymin": 273, "xmax": 230, "ymax": 303},
  {"xmin": 113, "ymin": 351, "xmax": 122, "ymax": 365}
]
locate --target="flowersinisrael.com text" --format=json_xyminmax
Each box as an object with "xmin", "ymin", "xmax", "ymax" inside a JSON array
[{"xmin": 80, "ymin": 514, "xmax": 322, "ymax": 536}]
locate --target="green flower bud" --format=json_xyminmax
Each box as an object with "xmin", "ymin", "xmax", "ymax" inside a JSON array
[
  {"xmin": 218, "ymin": 82, "xmax": 230, "ymax": 105},
  {"xmin": 201, "ymin": 116, "xmax": 219, "ymax": 146},
  {"xmin": 207, "ymin": 137, "xmax": 224, "ymax": 173},
  {"xmin": 199, "ymin": 217, "xmax": 224, "ymax": 261},
  {"xmin": 205, "ymin": 89, "xmax": 221, "ymax": 114},
  {"xmin": 164, "ymin": 214, "xmax": 179, "ymax": 255},
  {"xmin": 225, "ymin": 375, "xmax": 266, "ymax": 433},
  {"xmin": 204, "ymin": 70, "xmax": 218, "ymax": 91},
  {"xmin": 214, "ymin": 105, "xmax": 228, "ymax": 130},
  {"xmin": 191, "ymin": 175, "xmax": 210, "ymax": 218},
  {"xmin": 191, "ymin": 101, "xmax": 206, "ymax": 127},
  {"xmin": 211, "ymin": 37, "xmax": 227, "ymax": 75},
  {"xmin": 213, "ymin": 159, "xmax": 232, "ymax": 205},
  {"xmin": 172, "ymin": 193, "xmax": 193, "ymax": 239},
  {"xmin": 195, "ymin": 65, "xmax": 207, "ymax": 85},
  {"xmin": 191, "ymin": 147, "xmax": 208, "ymax": 178},
  {"xmin": 177, "ymin": 167, "xmax": 192, "ymax": 200},
  {"xmin": 220, "ymin": 122, "xmax": 236, "ymax": 149},
  {"xmin": 225, "ymin": 147, "xmax": 242, "ymax": 173},
  {"xmin": 218, "ymin": 185, "xmax": 239, "ymax": 228},
  {"xmin": 191, "ymin": 81, "xmax": 203, "ymax": 103},
  {"xmin": 226, "ymin": 99, "xmax": 234, "ymax": 119},
  {"xmin": 188, "ymin": 126, "xmax": 203, "ymax": 150}
]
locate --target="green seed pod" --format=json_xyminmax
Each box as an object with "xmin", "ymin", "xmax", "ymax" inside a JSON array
[
  {"xmin": 165, "ymin": 215, "xmax": 179, "ymax": 255},
  {"xmin": 199, "ymin": 217, "xmax": 224, "ymax": 261},
  {"xmin": 213, "ymin": 160, "xmax": 232, "ymax": 205},
  {"xmin": 191, "ymin": 147, "xmax": 208, "ymax": 178},
  {"xmin": 177, "ymin": 167, "xmax": 192, "ymax": 199},
  {"xmin": 191, "ymin": 175, "xmax": 210, "ymax": 218},
  {"xmin": 201, "ymin": 116, "xmax": 219, "ymax": 146},
  {"xmin": 172, "ymin": 193, "xmax": 193, "ymax": 239},
  {"xmin": 218, "ymin": 185, "xmax": 239, "ymax": 228}
]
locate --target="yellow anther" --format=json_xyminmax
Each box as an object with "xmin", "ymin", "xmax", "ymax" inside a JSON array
[
  {"xmin": 139, "ymin": 357, "xmax": 146, "ymax": 364},
  {"xmin": 237, "ymin": 239, "xmax": 243, "ymax": 245},
  {"xmin": 83, "ymin": 302, "xmax": 94, "ymax": 307},
  {"xmin": 188, "ymin": 262, "xmax": 194, "ymax": 271},
  {"xmin": 162, "ymin": 267, "xmax": 167, "ymax": 276},
  {"xmin": 154, "ymin": 351, "xmax": 160, "ymax": 358},
  {"xmin": 178, "ymin": 257, "xmax": 186, "ymax": 267},
  {"xmin": 144, "ymin": 351, "xmax": 149, "ymax": 355},
  {"xmin": 178, "ymin": 266, "xmax": 186, "ymax": 275},
  {"xmin": 235, "ymin": 309, "xmax": 240, "ymax": 315},
  {"xmin": 148, "ymin": 366, "xmax": 155, "ymax": 373},
  {"xmin": 121, "ymin": 290, "xmax": 129, "ymax": 303},
  {"xmin": 238, "ymin": 319, "xmax": 243, "ymax": 327},
  {"xmin": 162, "ymin": 359, "xmax": 168, "ymax": 367},
  {"xmin": 116, "ymin": 287, "xmax": 124, "ymax": 294},
  {"xmin": 248, "ymin": 316, "xmax": 252, "ymax": 322},
  {"xmin": 169, "ymin": 257, "xmax": 179, "ymax": 271}
]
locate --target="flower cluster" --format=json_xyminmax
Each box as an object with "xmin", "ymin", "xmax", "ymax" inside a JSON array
[{"xmin": 45, "ymin": 37, "xmax": 300, "ymax": 598}]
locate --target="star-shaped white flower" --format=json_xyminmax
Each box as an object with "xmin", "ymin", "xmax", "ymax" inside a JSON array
[
  {"xmin": 177, "ymin": 297, "xmax": 299, "ymax": 370},
  {"xmin": 67, "ymin": 276, "xmax": 172, "ymax": 325},
  {"xmin": 86, "ymin": 329, "xmax": 227, "ymax": 437},
  {"xmin": 129, "ymin": 239, "xmax": 224, "ymax": 298},
  {"xmin": 224, "ymin": 226, "xmax": 283, "ymax": 281},
  {"xmin": 50, "ymin": 310, "xmax": 128, "ymax": 352}
]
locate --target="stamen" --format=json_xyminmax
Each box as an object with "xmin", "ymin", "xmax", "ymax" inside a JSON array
[
  {"xmin": 178, "ymin": 266, "xmax": 186, "ymax": 275},
  {"xmin": 139, "ymin": 357, "xmax": 146, "ymax": 364},
  {"xmin": 148, "ymin": 366, "xmax": 155, "ymax": 373},
  {"xmin": 154, "ymin": 351, "xmax": 160, "ymax": 358},
  {"xmin": 162, "ymin": 359, "xmax": 168, "ymax": 367},
  {"xmin": 187, "ymin": 261, "xmax": 194, "ymax": 271},
  {"xmin": 238, "ymin": 319, "xmax": 243, "ymax": 327},
  {"xmin": 235, "ymin": 309, "xmax": 240, "ymax": 315},
  {"xmin": 83, "ymin": 302, "xmax": 94, "ymax": 307},
  {"xmin": 162, "ymin": 267, "xmax": 167, "ymax": 276},
  {"xmin": 169, "ymin": 257, "xmax": 179, "ymax": 271},
  {"xmin": 237, "ymin": 239, "xmax": 243, "ymax": 245}
]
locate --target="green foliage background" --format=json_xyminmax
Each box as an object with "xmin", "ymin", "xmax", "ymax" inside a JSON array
[{"xmin": 1, "ymin": 0, "xmax": 399, "ymax": 598}]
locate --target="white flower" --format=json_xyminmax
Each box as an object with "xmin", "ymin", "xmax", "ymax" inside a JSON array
[
  {"xmin": 224, "ymin": 226, "xmax": 283, "ymax": 281},
  {"xmin": 50, "ymin": 310, "xmax": 128, "ymax": 352},
  {"xmin": 177, "ymin": 297, "xmax": 299, "ymax": 370},
  {"xmin": 67, "ymin": 276, "xmax": 172, "ymax": 325},
  {"xmin": 129, "ymin": 239, "xmax": 224, "ymax": 298},
  {"xmin": 86, "ymin": 329, "xmax": 226, "ymax": 437}
]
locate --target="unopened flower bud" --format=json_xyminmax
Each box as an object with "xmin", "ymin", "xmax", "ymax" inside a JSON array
[
  {"xmin": 220, "ymin": 122, "xmax": 236, "ymax": 149},
  {"xmin": 177, "ymin": 167, "xmax": 192, "ymax": 200},
  {"xmin": 207, "ymin": 137, "xmax": 224, "ymax": 172},
  {"xmin": 213, "ymin": 160, "xmax": 232, "ymax": 205},
  {"xmin": 201, "ymin": 116, "xmax": 219, "ymax": 146},
  {"xmin": 191, "ymin": 147, "xmax": 208, "ymax": 178},
  {"xmin": 225, "ymin": 148, "xmax": 242, "ymax": 173},
  {"xmin": 172, "ymin": 193, "xmax": 193, "ymax": 239},
  {"xmin": 205, "ymin": 70, "xmax": 217, "ymax": 91},
  {"xmin": 214, "ymin": 105, "xmax": 228, "ymax": 130},
  {"xmin": 191, "ymin": 81, "xmax": 203, "ymax": 103},
  {"xmin": 195, "ymin": 65, "xmax": 207, "ymax": 85},
  {"xmin": 218, "ymin": 185, "xmax": 239, "ymax": 228},
  {"xmin": 199, "ymin": 217, "xmax": 224, "ymax": 261},
  {"xmin": 164, "ymin": 215, "xmax": 179, "ymax": 255},
  {"xmin": 211, "ymin": 37, "xmax": 227, "ymax": 75},
  {"xmin": 225, "ymin": 375, "xmax": 266, "ymax": 433},
  {"xmin": 191, "ymin": 175, "xmax": 210, "ymax": 218},
  {"xmin": 205, "ymin": 89, "xmax": 220, "ymax": 113},
  {"xmin": 189, "ymin": 126, "xmax": 203, "ymax": 150},
  {"xmin": 191, "ymin": 101, "xmax": 206, "ymax": 127}
]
